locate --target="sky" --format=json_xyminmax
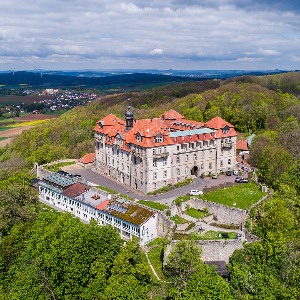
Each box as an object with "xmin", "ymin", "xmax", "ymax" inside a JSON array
[{"xmin": 0, "ymin": 0, "xmax": 300, "ymax": 71}]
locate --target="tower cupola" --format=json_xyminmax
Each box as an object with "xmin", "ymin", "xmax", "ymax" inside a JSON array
[{"xmin": 125, "ymin": 98, "xmax": 134, "ymax": 131}]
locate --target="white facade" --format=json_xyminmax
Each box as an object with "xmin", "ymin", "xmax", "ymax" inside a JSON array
[{"xmin": 38, "ymin": 181, "xmax": 158, "ymax": 245}]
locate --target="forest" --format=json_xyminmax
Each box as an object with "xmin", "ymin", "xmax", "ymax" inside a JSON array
[{"xmin": 1, "ymin": 71, "xmax": 300, "ymax": 299}]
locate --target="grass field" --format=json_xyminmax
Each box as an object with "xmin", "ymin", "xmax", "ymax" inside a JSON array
[
  {"xmin": 45, "ymin": 161, "xmax": 76, "ymax": 172},
  {"xmin": 147, "ymin": 237, "xmax": 165, "ymax": 247},
  {"xmin": 148, "ymin": 245, "xmax": 165, "ymax": 280},
  {"xmin": 173, "ymin": 230, "xmax": 237, "ymax": 240},
  {"xmin": 183, "ymin": 208, "xmax": 210, "ymax": 219},
  {"xmin": 201, "ymin": 182, "xmax": 268, "ymax": 209},
  {"xmin": 170, "ymin": 214, "xmax": 190, "ymax": 224},
  {"xmin": 0, "ymin": 137, "xmax": 10, "ymax": 141},
  {"xmin": 137, "ymin": 200, "xmax": 168, "ymax": 211},
  {"xmin": 0, "ymin": 127, "xmax": 15, "ymax": 132}
]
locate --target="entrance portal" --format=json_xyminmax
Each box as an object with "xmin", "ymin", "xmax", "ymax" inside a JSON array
[{"xmin": 191, "ymin": 166, "xmax": 199, "ymax": 176}]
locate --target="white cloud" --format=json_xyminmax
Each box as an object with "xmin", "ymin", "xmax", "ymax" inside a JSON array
[
  {"xmin": 0, "ymin": 0, "xmax": 299, "ymax": 69},
  {"xmin": 150, "ymin": 48, "xmax": 164, "ymax": 56}
]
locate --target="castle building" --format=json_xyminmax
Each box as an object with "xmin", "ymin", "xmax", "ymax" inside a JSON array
[{"xmin": 94, "ymin": 100, "xmax": 237, "ymax": 194}]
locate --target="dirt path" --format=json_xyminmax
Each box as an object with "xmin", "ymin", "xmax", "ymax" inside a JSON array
[{"xmin": 0, "ymin": 126, "xmax": 34, "ymax": 147}]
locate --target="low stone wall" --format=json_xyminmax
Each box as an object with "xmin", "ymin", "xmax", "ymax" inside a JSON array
[
  {"xmin": 182, "ymin": 198, "xmax": 246, "ymax": 226},
  {"xmin": 164, "ymin": 239, "xmax": 243, "ymax": 265},
  {"xmin": 157, "ymin": 212, "xmax": 176, "ymax": 238}
]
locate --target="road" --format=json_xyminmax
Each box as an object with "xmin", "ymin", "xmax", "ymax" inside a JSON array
[{"xmin": 67, "ymin": 165, "xmax": 238, "ymax": 203}]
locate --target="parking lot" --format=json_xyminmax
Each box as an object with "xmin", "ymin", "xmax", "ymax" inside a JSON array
[{"xmin": 66, "ymin": 166, "xmax": 242, "ymax": 202}]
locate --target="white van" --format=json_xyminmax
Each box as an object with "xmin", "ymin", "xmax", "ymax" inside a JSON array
[{"xmin": 189, "ymin": 190, "xmax": 203, "ymax": 196}]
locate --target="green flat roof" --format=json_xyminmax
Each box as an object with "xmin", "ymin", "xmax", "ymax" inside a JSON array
[{"xmin": 169, "ymin": 128, "xmax": 215, "ymax": 138}]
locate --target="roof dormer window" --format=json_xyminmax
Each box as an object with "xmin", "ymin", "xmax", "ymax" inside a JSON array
[
  {"xmin": 136, "ymin": 133, "xmax": 142, "ymax": 143},
  {"xmin": 154, "ymin": 133, "xmax": 164, "ymax": 143},
  {"xmin": 222, "ymin": 125, "xmax": 230, "ymax": 134}
]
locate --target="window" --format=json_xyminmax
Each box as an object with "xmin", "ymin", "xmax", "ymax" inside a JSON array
[
  {"xmin": 154, "ymin": 134, "xmax": 164, "ymax": 143},
  {"xmin": 229, "ymin": 149, "xmax": 231, "ymax": 155},
  {"xmin": 126, "ymin": 143, "xmax": 130, "ymax": 149},
  {"xmin": 153, "ymin": 172, "xmax": 157, "ymax": 180},
  {"xmin": 141, "ymin": 159, "xmax": 143, "ymax": 166},
  {"xmin": 134, "ymin": 169, "xmax": 137, "ymax": 177},
  {"xmin": 197, "ymin": 135, "xmax": 200, "ymax": 139},
  {"xmin": 202, "ymin": 152, "xmax": 204, "ymax": 159},
  {"xmin": 201, "ymin": 163, "xmax": 204, "ymax": 170},
  {"xmin": 159, "ymin": 148, "xmax": 162, "ymax": 154},
  {"xmin": 220, "ymin": 160, "xmax": 223, "ymax": 167},
  {"xmin": 122, "ymin": 163, "xmax": 124, "ymax": 170},
  {"xmin": 221, "ymin": 150, "xmax": 223, "ymax": 156},
  {"xmin": 177, "ymin": 145, "xmax": 180, "ymax": 151},
  {"xmin": 136, "ymin": 133, "xmax": 142, "ymax": 142},
  {"xmin": 203, "ymin": 134, "xmax": 206, "ymax": 138},
  {"xmin": 222, "ymin": 125, "xmax": 230, "ymax": 134},
  {"xmin": 209, "ymin": 162, "xmax": 212, "ymax": 169},
  {"xmin": 164, "ymin": 147, "xmax": 167, "ymax": 152},
  {"xmin": 175, "ymin": 137, "xmax": 177, "ymax": 142},
  {"xmin": 182, "ymin": 137, "xmax": 185, "ymax": 141},
  {"xmin": 153, "ymin": 182, "xmax": 156, "ymax": 189},
  {"xmin": 194, "ymin": 154, "xmax": 197, "ymax": 160},
  {"xmin": 185, "ymin": 155, "xmax": 189, "ymax": 162},
  {"xmin": 153, "ymin": 149, "xmax": 156, "ymax": 155},
  {"xmin": 228, "ymin": 159, "xmax": 231, "ymax": 165},
  {"xmin": 176, "ymin": 156, "xmax": 180, "ymax": 163},
  {"xmin": 163, "ymin": 158, "xmax": 167, "ymax": 166},
  {"xmin": 140, "ymin": 172, "xmax": 143, "ymax": 179},
  {"xmin": 189, "ymin": 135, "xmax": 192, "ymax": 140},
  {"xmin": 210, "ymin": 133, "xmax": 213, "ymax": 137},
  {"xmin": 153, "ymin": 159, "xmax": 157, "ymax": 167},
  {"xmin": 108, "ymin": 137, "xmax": 112, "ymax": 142},
  {"xmin": 210, "ymin": 151, "xmax": 213, "ymax": 158},
  {"xmin": 163, "ymin": 181, "xmax": 167, "ymax": 186},
  {"xmin": 177, "ymin": 168, "xmax": 180, "ymax": 175},
  {"xmin": 163, "ymin": 171, "xmax": 167, "ymax": 177},
  {"xmin": 185, "ymin": 166, "xmax": 189, "ymax": 174}
]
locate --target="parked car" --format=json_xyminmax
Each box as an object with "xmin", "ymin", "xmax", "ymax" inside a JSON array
[
  {"xmin": 233, "ymin": 170, "xmax": 239, "ymax": 176},
  {"xmin": 235, "ymin": 177, "xmax": 243, "ymax": 182},
  {"xmin": 235, "ymin": 177, "xmax": 248, "ymax": 183},
  {"xmin": 226, "ymin": 171, "xmax": 231, "ymax": 176},
  {"xmin": 212, "ymin": 173, "xmax": 218, "ymax": 179},
  {"xmin": 189, "ymin": 190, "xmax": 203, "ymax": 196},
  {"xmin": 239, "ymin": 178, "xmax": 249, "ymax": 183}
]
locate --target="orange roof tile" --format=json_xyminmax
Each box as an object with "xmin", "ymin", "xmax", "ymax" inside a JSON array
[
  {"xmin": 206, "ymin": 116, "xmax": 233, "ymax": 129},
  {"xmin": 160, "ymin": 109, "xmax": 186, "ymax": 120},
  {"xmin": 78, "ymin": 153, "xmax": 95, "ymax": 164},
  {"xmin": 236, "ymin": 141, "xmax": 249, "ymax": 151},
  {"xmin": 95, "ymin": 200, "xmax": 109, "ymax": 210}
]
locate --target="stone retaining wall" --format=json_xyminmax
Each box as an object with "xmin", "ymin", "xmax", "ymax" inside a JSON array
[
  {"xmin": 182, "ymin": 198, "xmax": 246, "ymax": 226},
  {"xmin": 157, "ymin": 212, "xmax": 176, "ymax": 238},
  {"xmin": 164, "ymin": 239, "xmax": 243, "ymax": 265}
]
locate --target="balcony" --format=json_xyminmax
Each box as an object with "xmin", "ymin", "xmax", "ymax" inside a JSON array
[
  {"xmin": 153, "ymin": 151, "xmax": 169, "ymax": 158},
  {"xmin": 221, "ymin": 141, "xmax": 233, "ymax": 148},
  {"xmin": 131, "ymin": 149, "xmax": 142, "ymax": 157}
]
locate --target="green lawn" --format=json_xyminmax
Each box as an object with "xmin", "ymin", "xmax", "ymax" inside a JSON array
[
  {"xmin": 173, "ymin": 230, "xmax": 237, "ymax": 240},
  {"xmin": 184, "ymin": 208, "xmax": 210, "ymax": 219},
  {"xmin": 137, "ymin": 200, "xmax": 168, "ymax": 211},
  {"xmin": 148, "ymin": 245, "xmax": 165, "ymax": 280},
  {"xmin": 0, "ymin": 126, "xmax": 15, "ymax": 132},
  {"xmin": 95, "ymin": 186, "xmax": 118, "ymax": 194},
  {"xmin": 45, "ymin": 161, "xmax": 76, "ymax": 172},
  {"xmin": 147, "ymin": 237, "xmax": 165, "ymax": 247},
  {"xmin": 170, "ymin": 214, "xmax": 190, "ymax": 224},
  {"xmin": 201, "ymin": 182, "xmax": 267, "ymax": 209},
  {"xmin": 0, "ymin": 136, "xmax": 10, "ymax": 141},
  {"xmin": 190, "ymin": 230, "xmax": 237, "ymax": 240}
]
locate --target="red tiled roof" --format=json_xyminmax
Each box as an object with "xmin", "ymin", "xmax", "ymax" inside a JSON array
[
  {"xmin": 61, "ymin": 183, "xmax": 90, "ymax": 198},
  {"xmin": 95, "ymin": 200, "xmax": 109, "ymax": 210},
  {"xmin": 159, "ymin": 109, "xmax": 186, "ymax": 120},
  {"xmin": 236, "ymin": 141, "xmax": 249, "ymax": 151},
  {"xmin": 236, "ymin": 156, "xmax": 251, "ymax": 168},
  {"xmin": 94, "ymin": 109, "xmax": 237, "ymax": 149},
  {"xmin": 78, "ymin": 153, "xmax": 95, "ymax": 164},
  {"xmin": 205, "ymin": 116, "xmax": 233, "ymax": 129}
]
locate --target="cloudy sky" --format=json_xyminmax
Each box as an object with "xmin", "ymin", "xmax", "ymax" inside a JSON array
[{"xmin": 1, "ymin": 0, "xmax": 300, "ymax": 71}]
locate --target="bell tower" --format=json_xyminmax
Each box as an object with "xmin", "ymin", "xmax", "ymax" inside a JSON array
[{"xmin": 125, "ymin": 98, "xmax": 134, "ymax": 131}]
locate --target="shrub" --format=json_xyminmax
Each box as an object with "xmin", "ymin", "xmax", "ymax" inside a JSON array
[{"xmin": 166, "ymin": 209, "xmax": 171, "ymax": 216}]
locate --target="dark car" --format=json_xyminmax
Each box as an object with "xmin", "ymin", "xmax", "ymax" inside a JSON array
[{"xmin": 226, "ymin": 171, "xmax": 231, "ymax": 176}]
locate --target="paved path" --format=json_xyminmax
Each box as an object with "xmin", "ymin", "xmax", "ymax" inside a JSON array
[{"xmin": 67, "ymin": 166, "xmax": 237, "ymax": 202}]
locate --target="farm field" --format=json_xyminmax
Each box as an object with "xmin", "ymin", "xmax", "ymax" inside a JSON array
[{"xmin": 0, "ymin": 95, "xmax": 51, "ymax": 106}]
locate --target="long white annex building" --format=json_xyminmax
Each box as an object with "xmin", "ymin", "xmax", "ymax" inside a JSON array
[
  {"xmin": 38, "ymin": 171, "xmax": 162, "ymax": 245},
  {"xmin": 94, "ymin": 101, "xmax": 237, "ymax": 194}
]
